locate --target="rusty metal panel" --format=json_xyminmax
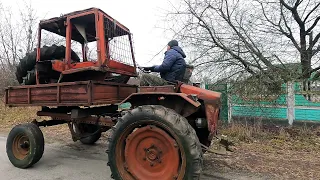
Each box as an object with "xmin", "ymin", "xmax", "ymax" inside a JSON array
[
  {"xmin": 122, "ymin": 92, "xmax": 201, "ymax": 108},
  {"xmin": 7, "ymin": 88, "xmax": 28, "ymax": 97},
  {"xmin": 139, "ymin": 86, "xmax": 175, "ymax": 93},
  {"xmin": 205, "ymin": 103, "xmax": 220, "ymax": 141},
  {"xmin": 4, "ymin": 81, "xmax": 137, "ymax": 107},
  {"xmin": 8, "ymin": 96, "xmax": 28, "ymax": 104},
  {"xmin": 119, "ymin": 86, "xmax": 137, "ymax": 98},
  {"xmin": 92, "ymin": 84, "xmax": 137, "ymax": 103}
]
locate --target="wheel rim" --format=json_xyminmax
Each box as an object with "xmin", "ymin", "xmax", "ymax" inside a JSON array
[
  {"xmin": 115, "ymin": 121, "xmax": 186, "ymax": 180},
  {"xmin": 12, "ymin": 133, "xmax": 30, "ymax": 160}
]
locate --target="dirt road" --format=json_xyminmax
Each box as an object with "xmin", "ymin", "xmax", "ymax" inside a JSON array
[{"xmin": 0, "ymin": 136, "xmax": 271, "ymax": 180}]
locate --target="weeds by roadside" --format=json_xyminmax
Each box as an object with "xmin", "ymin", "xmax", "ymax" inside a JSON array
[
  {"xmin": 219, "ymin": 121, "xmax": 320, "ymax": 152},
  {"xmin": 207, "ymin": 121, "xmax": 320, "ymax": 179}
]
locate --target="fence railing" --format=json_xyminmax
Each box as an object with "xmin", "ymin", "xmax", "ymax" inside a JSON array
[{"xmin": 207, "ymin": 81, "xmax": 320, "ymax": 125}]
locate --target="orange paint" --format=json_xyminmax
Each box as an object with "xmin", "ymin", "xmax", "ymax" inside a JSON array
[
  {"xmin": 180, "ymin": 84, "xmax": 221, "ymax": 101},
  {"xmin": 35, "ymin": 8, "xmax": 137, "ymax": 83}
]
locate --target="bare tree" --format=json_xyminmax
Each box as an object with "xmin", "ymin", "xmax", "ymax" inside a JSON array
[
  {"xmin": 165, "ymin": 0, "xmax": 320, "ymax": 89},
  {"xmin": 0, "ymin": 2, "xmax": 49, "ymax": 92},
  {"xmin": 0, "ymin": 2, "xmax": 38, "ymax": 70},
  {"xmin": 0, "ymin": 2, "xmax": 70, "ymax": 93}
]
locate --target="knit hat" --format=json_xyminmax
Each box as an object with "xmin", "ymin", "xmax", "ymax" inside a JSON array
[{"xmin": 167, "ymin": 40, "xmax": 178, "ymax": 47}]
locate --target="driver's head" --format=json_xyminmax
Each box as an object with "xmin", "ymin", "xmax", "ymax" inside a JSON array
[{"xmin": 167, "ymin": 40, "xmax": 178, "ymax": 50}]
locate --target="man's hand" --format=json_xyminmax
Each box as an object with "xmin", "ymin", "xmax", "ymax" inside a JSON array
[{"xmin": 143, "ymin": 66, "xmax": 156, "ymax": 72}]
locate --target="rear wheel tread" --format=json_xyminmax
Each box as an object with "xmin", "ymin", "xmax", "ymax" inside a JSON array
[{"xmin": 107, "ymin": 105, "xmax": 203, "ymax": 179}]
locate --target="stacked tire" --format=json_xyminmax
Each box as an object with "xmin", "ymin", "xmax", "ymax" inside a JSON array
[{"xmin": 15, "ymin": 45, "xmax": 80, "ymax": 85}]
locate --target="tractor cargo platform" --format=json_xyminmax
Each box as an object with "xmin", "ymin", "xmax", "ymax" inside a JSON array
[{"xmin": 4, "ymin": 81, "xmax": 138, "ymax": 107}]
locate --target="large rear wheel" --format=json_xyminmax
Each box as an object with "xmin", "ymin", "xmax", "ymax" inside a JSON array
[{"xmin": 107, "ymin": 105, "xmax": 203, "ymax": 180}]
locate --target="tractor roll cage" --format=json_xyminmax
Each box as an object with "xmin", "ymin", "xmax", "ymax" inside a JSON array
[{"xmin": 36, "ymin": 8, "xmax": 137, "ymax": 84}]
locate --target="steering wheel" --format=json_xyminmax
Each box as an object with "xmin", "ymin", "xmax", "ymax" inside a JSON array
[{"xmin": 138, "ymin": 67, "xmax": 151, "ymax": 74}]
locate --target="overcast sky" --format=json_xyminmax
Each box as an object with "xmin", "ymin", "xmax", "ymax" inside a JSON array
[{"xmin": 2, "ymin": 0, "xmax": 176, "ymax": 66}]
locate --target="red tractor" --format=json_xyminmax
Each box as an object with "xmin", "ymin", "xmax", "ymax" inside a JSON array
[{"xmin": 4, "ymin": 8, "xmax": 221, "ymax": 180}]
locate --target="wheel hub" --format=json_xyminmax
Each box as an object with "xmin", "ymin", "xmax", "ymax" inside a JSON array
[
  {"xmin": 124, "ymin": 125, "xmax": 180, "ymax": 180},
  {"xmin": 12, "ymin": 134, "xmax": 30, "ymax": 160},
  {"xmin": 145, "ymin": 144, "xmax": 162, "ymax": 163},
  {"xmin": 20, "ymin": 141, "xmax": 30, "ymax": 149}
]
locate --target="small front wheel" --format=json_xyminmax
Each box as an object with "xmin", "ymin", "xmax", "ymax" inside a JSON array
[{"xmin": 6, "ymin": 123, "xmax": 44, "ymax": 169}]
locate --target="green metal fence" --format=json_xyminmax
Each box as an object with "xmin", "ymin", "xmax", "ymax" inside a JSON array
[{"xmin": 206, "ymin": 82, "xmax": 320, "ymax": 123}]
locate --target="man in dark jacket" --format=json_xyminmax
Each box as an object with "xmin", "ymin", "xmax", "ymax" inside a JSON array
[{"xmin": 140, "ymin": 40, "xmax": 187, "ymax": 86}]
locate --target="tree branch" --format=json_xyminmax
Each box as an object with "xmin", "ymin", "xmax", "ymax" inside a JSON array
[
  {"xmin": 280, "ymin": 0, "xmax": 304, "ymax": 27},
  {"xmin": 313, "ymin": 33, "xmax": 320, "ymax": 47},
  {"xmin": 303, "ymin": 2, "xmax": 320, "ymax": 22},
  {"xmin": 185, "ymin": 0, "xmax": 257, "ymax": 75},
  {"xmin": 306, "ymin": 16, "xmax": 320, "ymax": 33}
]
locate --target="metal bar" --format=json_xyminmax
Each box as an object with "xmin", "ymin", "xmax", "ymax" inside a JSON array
[
  {"xmin": 67, "ymin": 10, "xmax": 95, "ymax": 20},
  {"xmin": 36, "ymin": 26, "xmax": 42, "ymax": 84},
  {"xmin": 5, "ymin": 80, "xmax": 136, "ymax": 90},
  {"xmin": 88, "ymin": 81, "xmax": 92, "ymax": 105},
  {"xmin": 65, "ymin": 17, "xmax": 72, "ymax": 68},
  {"xmin": 33, "ymin": 119, "xmax": 68, "ymax": 127},
  {"xmin": 5, "ymin": 100, "xmax": 123, "ymax": 107},
  {"xmin": 128, "ymin": 34, "xmax": 137, "ymax": 71},
  {"xmin": 5, "ymin": 89, "xmax": 8, "ymax": 104},
  {"xmin": 82, "ymin": 43, "xmax": 87, "ymax": 62},
  {"xmin": 27, "ymin": 88, "xmax": 31, "ymax": 104},
  {"xmin": 39, "ymin": 8, "xmax": 95, "ymax": 26},
  {"xmin": 103, "ymin": 13, "xmax": 130, "ymax": 32},
  {"xmin": 98, "ymin": 12, "xmax": 106, "ymax": 65},
  {"xmin": 117, "ymin": 85, "xmax": 120, "ymax": 100},
  {"xmin": 37, "ymin": 111, "xmax": 70, "ymax": 119},
  {"xmin": 57, "ymin": 85, "xmax": 60, "ymax": 103},
  {"xmin": 94, "ymin": 9, "xmax": 101, "ymax": 66},
  {"xmin": 36, "ymin": 26, "xmax": 41, "ymax": 62},
  {"xmin": 37, "ymin": 111, "xmax": 116, "ymax": 127}
]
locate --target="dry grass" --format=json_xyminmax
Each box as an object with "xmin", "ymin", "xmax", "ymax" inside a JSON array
[
  {"xmin": 0, "ymin": 102, "xmax": 39, "ymax": 129},
  {"xmin": 209, "ymin": 122, "xmax": 320, "ymax": 179},
  {"xmin": 220, "ymin": 122, "xmax": 320, "ymax": 151},
  {"xmin": 0, "ymin": 102, "xmax": 71, "ymax": 143}
]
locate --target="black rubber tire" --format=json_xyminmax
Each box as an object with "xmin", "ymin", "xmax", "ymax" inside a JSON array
[
  {"xmin": 77, "ymin": 124, "xmax": 102, "ymax": 145},
  {"xmin": 107, "ymin": 105, "xmax": 203, "ymax": 180},
  {"xmin": 15, "ymin": 45, "xmax": 80, "ymax": 84},
  {"xmin": 6, "ymin": 123, "xmax": 45, "ymax": 169},
  {"xmin": 105, "ymin": 75, "xmax": 130, "ymax": 84},
  {"xmin": 112, "ymin": 75, "xmax": 130, "ymax": 84}
]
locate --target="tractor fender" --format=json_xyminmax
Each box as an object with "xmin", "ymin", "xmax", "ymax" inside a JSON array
[
  {"xmin": 179, "ymin": 84, "xmax": 221, "ymax": 140},
  {"xmin": 121, "ymin": 92, "xmax": 201, "ymax": 117}
]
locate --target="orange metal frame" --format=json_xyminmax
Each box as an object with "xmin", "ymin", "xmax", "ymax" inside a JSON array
[{"xmin": 36, "ymin": 8, "xmax": 137, "ymax": 84}]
